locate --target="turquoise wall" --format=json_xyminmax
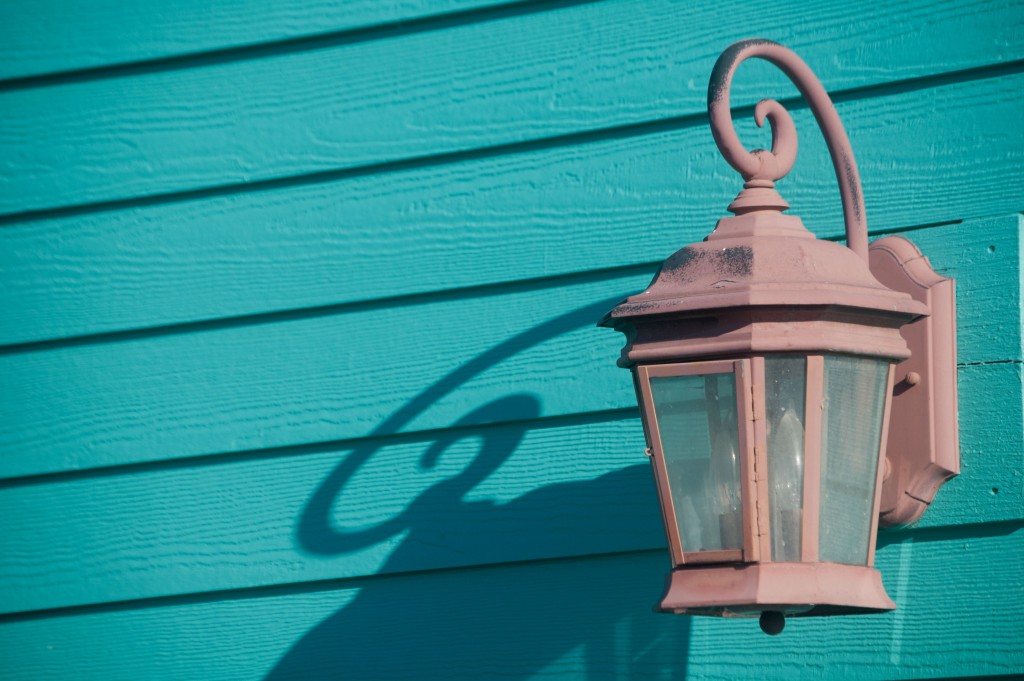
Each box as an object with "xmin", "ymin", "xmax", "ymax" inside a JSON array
[{"xmin": 1, "ymin": 1, "xmax": 1022, "ymax": 678}]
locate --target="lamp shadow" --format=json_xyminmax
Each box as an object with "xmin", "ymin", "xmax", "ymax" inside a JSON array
[{"xmin": 265, "ymin": 297, "xmax": 692, "ymax": 679}]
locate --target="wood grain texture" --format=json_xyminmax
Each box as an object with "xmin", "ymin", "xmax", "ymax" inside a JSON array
[
  {"xmin": 0, "ymin": 270, "xmax": 649, "ymax": 479},
  {"xmin": 3, "ymin": 78, "xmax": 1023, "ymax": 346},
  {"xmin": 1, "ymin": 528, "xmax": 1021, "ymax": 680},
  {"xmin": 916, "ymin": 362, "xmax": 1024, "ymax": 530},
  {"xmin": 1, "ymin": 215, "xmax": 1020, "ymax": 480},
  {"xmin": 930, "ymin": 214, "xmax": 1023, "ymax": 367},
  {"xmin": 0, "ymin": 360, "xmax": 1018, "ymax": 615},
  {"xmin": 0, "ymin": 414, "xmax": 659, "ymax": 615},
  {"xmin": 3, "ymin": 1, "xmax": 1023, "ymax": 679},
  {"xmin": 1, "ymin": 0, "xmax": 1020, "ymax": 215},
  {"xmin": 0, "ymin": 0, "xmax": 520, "ymax": 81}
]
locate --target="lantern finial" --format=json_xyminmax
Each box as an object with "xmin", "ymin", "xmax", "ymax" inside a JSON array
[{"xmin": 708, "ymin": 38, "xmax": 868, "ymax": 262}]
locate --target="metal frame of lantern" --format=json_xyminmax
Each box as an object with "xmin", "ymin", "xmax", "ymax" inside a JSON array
[{"xmin": 600, "ymin": 39, "xmax": 958, "ymax": 632}]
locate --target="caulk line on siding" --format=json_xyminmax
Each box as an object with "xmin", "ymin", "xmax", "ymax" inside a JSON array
[
  {"xmin": 888, "ymin": 536, "xmax": 913, "ymax": 666},
  {"xmin": 1, "ymin": 59, "xmax": 1021, "ymax": 227},
  {"xmin": 959, "ymin": 359, "xmax": 1023, "ymax": 367}
]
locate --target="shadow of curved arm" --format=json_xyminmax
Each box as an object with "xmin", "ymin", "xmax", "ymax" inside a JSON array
[{"xmin": 297, "ymin": 296, "xmax": 625, "ymax": 557}]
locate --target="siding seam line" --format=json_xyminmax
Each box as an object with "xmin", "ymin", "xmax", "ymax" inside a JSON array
[
  {"xmin": 0, "ymin": 218, "xmax": 997, "ymax": 355},
  {"xmin": 0, "ymin": 407, "xmax": 641, "ymax": 489},
  {"xmin": 2, "ymin": 59, "xmax": 1022, "ymax": 227},
  {"xmin": 2, "ymin": 519, "xmax": 1020, "ymax": 622},
  {"xmin": 0, "ymin": 0, "xmax": 597, "ymax": 92}
]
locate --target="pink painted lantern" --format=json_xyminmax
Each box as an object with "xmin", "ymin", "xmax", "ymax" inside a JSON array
[{"xmin": 601, "ymin": 39, "xmax": 959, "ymax": 634}]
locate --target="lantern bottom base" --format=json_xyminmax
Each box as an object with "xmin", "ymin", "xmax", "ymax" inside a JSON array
[{"xmin": 657, "ymin": 561, "xmax": 896, "ymax": 617}]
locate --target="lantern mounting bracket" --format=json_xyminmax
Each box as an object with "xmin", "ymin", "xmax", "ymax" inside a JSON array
[{"xmin": 869, "ymin": 236, "xmax": 960, "ymax": 527}]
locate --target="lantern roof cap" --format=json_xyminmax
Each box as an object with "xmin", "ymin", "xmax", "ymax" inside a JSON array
[{"xmin": 600, "ymin": 210, "xmax": 928, "ymax": 326}]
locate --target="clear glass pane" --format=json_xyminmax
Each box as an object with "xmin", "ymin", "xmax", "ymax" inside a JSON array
[
  {"xmin": 649, "ymin": 372, "xmax": 742, "ymax": 554},
  {"xmin": 765, "ymin": 356, "xmax": 806, "ymax": 562},
  {"xmin": 819, "ymin": 356, "xmax": 890, "ymax": 565}
]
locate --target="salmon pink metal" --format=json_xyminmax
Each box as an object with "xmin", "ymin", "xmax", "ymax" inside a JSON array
[{"xmin": 601, "ymin": 39, "xmax": 958, "ymax": 635}]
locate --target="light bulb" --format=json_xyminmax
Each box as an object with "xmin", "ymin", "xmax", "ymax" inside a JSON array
[
  {"xmin": 711, "ymin": 419, "xmax": 742, "ymax": 550},
  {"xmin": 770, "ymin": 405, "xmax": 804, "ymax": 561}
]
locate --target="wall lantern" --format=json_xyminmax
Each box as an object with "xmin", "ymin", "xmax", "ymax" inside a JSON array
[{"xmin": 600, "ymin": 39, "xmax": 959, "ymax": 634}]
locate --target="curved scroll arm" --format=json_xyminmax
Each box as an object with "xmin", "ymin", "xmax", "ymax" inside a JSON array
[{"xmin": 708, "ymin": 39, "xmax": 867, "ymax": 262}]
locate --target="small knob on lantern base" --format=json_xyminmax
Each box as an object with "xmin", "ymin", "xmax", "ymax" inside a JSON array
[{"xmin": 759, "ymin": 611, "xmax": 785, "ymax": 636}]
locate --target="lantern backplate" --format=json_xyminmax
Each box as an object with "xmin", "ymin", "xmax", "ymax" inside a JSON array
[{"xmin": 869, "ymin": 236, "xmax": 960, "ymax": 527}]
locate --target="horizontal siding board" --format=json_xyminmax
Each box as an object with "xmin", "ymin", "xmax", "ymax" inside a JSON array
[
  {"xmin": 3, "ymin": 4, "xmax": 1021, "ymax": 680},
  {"xmin": 914, "ymin": 214, "xmax": 1022, "ymax": 367},
  {"xmin": 0, "ymin": 0, "xmax": 520, "ymax": 81},
  {"xmin": 915, "ymin": 362, "xmax": 1024, "ymax": 529},
  {"xmin": 0, "ymin": 271, "xmax": 649, "ymax": 479},
  {"xmin": 0, "ymin": 361, "xmax": 1019, "ymax": 614},
  {"xmin": 1, "ymin": 0, "xmax": 1021, "ymax": 214},
  {"xmin": 1, "ymin": 529, "xmax": 1022, "ymax": 680},
  {"xmin": 0, "ymin": 415, "xmax": 660, "ymax": 615},
  {"xmin": 3, "ymin": 78, "xmax": 1023, "ymax": 345},
  {"xmin": 1, "ymin": 218, "xmax": 1019, "ymax": 479}
]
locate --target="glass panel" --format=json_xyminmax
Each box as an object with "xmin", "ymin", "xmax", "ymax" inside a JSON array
[
  {"xmin": 819, "ymin": 356, "xmax": 889, "ymax": 565},
  {"xmin": 765, "ymin": 356, "xmax": 806, "ymax": 562},
  {"xmin": 650, "ymin": 372, "xmax": 742, "ymax": 554}
]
